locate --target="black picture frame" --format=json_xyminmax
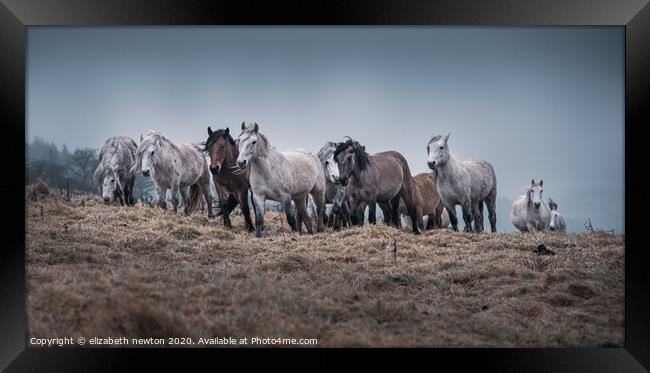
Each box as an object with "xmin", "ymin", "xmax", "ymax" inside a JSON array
[{"xmin": 1, "ymin": 0, "xmax": 649, "ymax": 371}]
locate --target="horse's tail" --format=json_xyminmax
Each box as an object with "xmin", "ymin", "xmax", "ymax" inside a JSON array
[
  {"xmin": 389, "ymin": 151, "xmax": 418, "ymax": 233},
  {"xmin": 189, "ymin": 183, "xmax": 201, "ymax": 214}
]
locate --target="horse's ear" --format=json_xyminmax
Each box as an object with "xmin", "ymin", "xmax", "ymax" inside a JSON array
[
  {"xmin": 531, "ymin": 178, "xmax": 535, "ymax": 185},
  {"xmin": 253, "ymin": 123, "xmax": 258, "ymax": 132},
  {"xmin": 93, "ymin": 163, "xmax": 104, "ymax": 182},
  {"xmin": 224, "ymin": 127, "xmax": 229, "ymax": 136},
  {"xmin": 539, "ymin": 179, "xmax": 543, "ymax": 187},
  {"xmin": 241, "ymin": 121, "xmax": 246, "ymax": 130},
  {"xmin": 140, "ymin": 134, "xmax": 143, "ymax": 143},
  {"xmin": 444, "ymin": 133, "xmax": 450, "ymax": 143},
  {"xmin": 208, "ymin": 126, "xmax": 213, "ymax": 135}
]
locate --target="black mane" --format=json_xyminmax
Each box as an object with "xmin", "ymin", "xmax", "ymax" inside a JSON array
[
  {"xmin": 203, "ymin": 128, "xmax": 236, "ymax": 152},
  {"xmin": 334, "ymin": 138, "xmax": 370, "ymax": 170}
]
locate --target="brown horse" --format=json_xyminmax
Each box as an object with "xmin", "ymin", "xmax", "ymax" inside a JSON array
[
  {"xmin": 399, "ymin": 172, "xmax": 445, "ymax": 230},
  {"xmin": 203, "ymin": 126, "xmax": 255, "ymax": 231},
  {"xmin": 334, "ymin": 139, "xmax": 420, "ymax": 234}
]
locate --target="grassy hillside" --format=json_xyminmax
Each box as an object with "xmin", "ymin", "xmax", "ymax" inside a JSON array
[{"xmin": 26, "ymin": 191, "xmax": 623, "ymax": 347}]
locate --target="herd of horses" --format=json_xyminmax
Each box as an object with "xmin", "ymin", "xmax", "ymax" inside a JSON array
[{"xmin": 93, "ymin": 122, "xmax": 567, "ymax": 237}]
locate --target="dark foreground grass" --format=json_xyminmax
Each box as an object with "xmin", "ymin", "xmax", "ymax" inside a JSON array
[{"xmin": 26, "ymin": 192, "xmax": 624, "ymax": 347}]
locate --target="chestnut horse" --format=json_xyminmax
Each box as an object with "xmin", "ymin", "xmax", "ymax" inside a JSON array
[
  {"xmin": 399, "ymin": 172, "xmax": 445, "ymax": 230},
  {"xmin": 203, "ymin": 126, "xmax": 255, "ymax": 231}
]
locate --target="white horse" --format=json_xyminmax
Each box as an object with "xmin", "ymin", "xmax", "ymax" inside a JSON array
[
  {"xmin": 130, "ymin": 130, "xmax": 213, "ymax": 217},
  {"xmin": 511, "ymin": 179, "xmax": 551, "ymax": 232},
  {"xmin": 427, "ymin": 133, "xmax": 497, "ymax": 232},
  {"xmin": 548, "ymin": 198, "xmax": 567, "ymax": 233},
  {"xmin": 236, "ymin": 122, "xmax": 326, "ymax": 237},
  {"xmin": 93, "ymin": 136, "xmax": 138, "ymax": 206}
]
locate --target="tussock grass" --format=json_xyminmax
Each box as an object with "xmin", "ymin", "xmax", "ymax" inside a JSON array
[{"xmin": 26, "ymin": 194, "xmax": 624, "ymax": 347}]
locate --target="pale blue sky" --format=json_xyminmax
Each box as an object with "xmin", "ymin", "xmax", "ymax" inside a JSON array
[{"xmin": 27, "ymin": 26, "xmax": 624, "ymax": 232}]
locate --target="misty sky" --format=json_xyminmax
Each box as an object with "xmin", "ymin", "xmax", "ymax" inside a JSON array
[{"xmin": 26, "ymin": 26, "xmax": 624, "ymax": 233}]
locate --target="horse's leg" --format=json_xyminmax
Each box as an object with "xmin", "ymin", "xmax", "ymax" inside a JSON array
[
  {"xmin": 201, "ymin": 181, "xmax": 214, "ymax": 218},
  {"xmin": 239, "ymin": 189, "xmax": 254, "ymax": 232},
  {"xmin": 461, "ymin": 199, "xmax": 474, "ymax": 233},
  {"xmin": 283, "ymin": 200, "xmax": 297, "ymax": 232},
  {"xmin": 446, "ymin": 204, "xmax": 459, "ymax": 231},
  {"xmin": 485, "ymin": 190, "xmax": 497, "ymax": 233},
  {"xmin": 355, "ymin": 200, "xmax": 366, "ymax": 227},
  {"xmin": 116, "ymin": 190, "xmax": 125, "ymax": 206},
  {"xmin": 295, "ymin": 196, "xmax": 313, "ymax": 234},
  {"xmin": 312, "ymin": 189, "xmax": 325, "ymax": 233},
  {"xmin": 156, "ymin": 185, "xmax": 167, "ymax": 210},
  {"xmin": 129, "ymin": 178, "xmax": 136, "ymax": 206},
  {"xmin": 474, "ymin": 200, "xmax": 485, "ymax": 232},
  {"xmin": 399, "ymin": 186, "xmax": 420, "ymax": 235},
  {"xmin": 343, "ymin": 200, "xmax": 352, "ymax": 228},
  {"xmin": 433, "ymin": 201, "xmax": 444, "ymax": 228},
  {"xmin": 378, "ymin": 202, "xmax": 391, "ymax": 225},
  {"xmin": 252, "ymin": 193, "xmax": 266, "ymax": 238},
  {"xmin": 389, "ymin": 197, "xmax": 401, "ymax": 229},
  {"xmin": 471, "ymin": 200, "xmax": 481, "ymax": 232},
  {"xmin": 180, "ymin": 186, "xmax": 191, "ymax": 216},
  {"xmin": 367, "ymin": 198, "xmax": 378, "ymax": 225},
  {"xmin": 214, "ymin": 182, "xmax": 231, "ymax": 228}
]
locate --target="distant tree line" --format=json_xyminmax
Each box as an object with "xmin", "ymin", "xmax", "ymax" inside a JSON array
[{"xmin": 26, "ymin": 137, "xmax": 156, "ymax": 199}]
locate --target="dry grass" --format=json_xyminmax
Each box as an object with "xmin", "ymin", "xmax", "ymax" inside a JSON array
[{"xmin": 26, "ymin": 193, "xmax": 624, "ymax": 347}]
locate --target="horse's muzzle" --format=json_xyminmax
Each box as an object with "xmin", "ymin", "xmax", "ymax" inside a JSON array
[
  {"xmin": 209, "ymin": 165, "xmax": 220, "ymax": 175},
  {"xmin": 338, "ymin": 177, "xmax": 348, "ymax": 186},
  {"xmin": 237, "ymin": 160, "xmax": 247, "ymax": 169},
  {"xmin": 142, "ymin": 170, "xmax": 150, "ymax": 177},
  {"xmin": 103, "ymin": 197, "xmax": 110, "ymax": 204},
  {"xmin": 534, "ymin": 202, "xmax": 541, "ymax": 209},
  {"xmin": 428, "ymin": 161, "xmax": 436, "ymax": 170}
]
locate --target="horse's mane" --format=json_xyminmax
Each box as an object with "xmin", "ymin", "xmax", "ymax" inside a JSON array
[
  {"xmin": 202, "ymin": 128, "xmax": 236, "ymax": 153},
  {"xmin": 317, "ymin": 141, "xmax": 337, "ymax": 163},
  {"xmin": 334, "ymin": 138, "xmax": 370, "ymax": 170},
  {"xmin": 140, "ymin": 131, "xmax": 180, "ymax": 152}
]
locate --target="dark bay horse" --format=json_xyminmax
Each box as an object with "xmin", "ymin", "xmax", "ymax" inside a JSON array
[
  {"xmin": 334, "ymin": 138, "xmax": 420, "ymax": 234},
  {"xmin": 203, "ymin": 126, "xmax": 255, "ymax": 231}
]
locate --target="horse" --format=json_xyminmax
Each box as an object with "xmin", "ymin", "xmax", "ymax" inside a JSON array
[
  {"xmin": 130, "ymin": 130, "xmax": 214, "ymax": 217},
  {"xmin": 317, "ymin": 141, "xmax": 353, "ymax": 230},
  {"xmin": 93, "ymin": 136, "xmax": 138, "ymax": 206},
  {"xmin": 203, "ymin": 126, "xmax": 255, "ymax": 231},
  {"xmin": 427, "ymin": 133, "xmax": 497, "ymax": 233},
  {"xmin": 334, "ymin": 138, "xmax": 420, "ymax": 234},
  {"xmin": 511, "ymin": 179, "xmax": 551, "ymax": 232},
  {"xmin": 236, "ymin": 122, "xmax": 326, "ymax": 238},
  {"xmin": 398, "ymin": 172, "xmax": 445, "ymax": 231},
  {"xmin": 548, "ymin": 198, "xmax": 567, "ymax": 233}
]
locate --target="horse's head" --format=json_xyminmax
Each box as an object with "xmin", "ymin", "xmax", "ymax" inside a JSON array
[
  {"xmin": 427, "ymin": 133, "xmax": 450, "ymax": 170},
  {"xmin": 205, "ymin": 126, "xmax": 236, "ymax": 174},
  {"xmin": 138, "ymin": 134, "xmax": 162, "ymax": 177},
  {"xmin": 101, "ymin": 167, "xmax": 123, "ymax": 203},
  {"xmin": 528, "ymin": 179, "xmax": 544, "ymax": 209},
  {"xmin": 324, "ymin": 153, "xmax": 341, "ymax": 184},
  {"xmin": 334, "ymin": 138, "xmax": 368, "ymax": 186},
  {"xmin": 318, "ymin": 142, "xmax": 341, "ymax": 184},
  {"xmin": 236, "ymin": 121, "xmax": 263, "ymax": 169}
]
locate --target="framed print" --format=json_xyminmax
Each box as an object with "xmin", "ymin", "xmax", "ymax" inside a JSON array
[{"xmin": 1, "ymin": 0, "xmax": 649, "ymax": 371}]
